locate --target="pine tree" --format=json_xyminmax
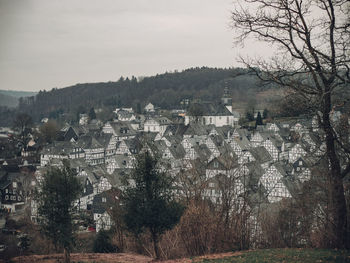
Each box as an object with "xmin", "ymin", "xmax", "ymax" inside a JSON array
[
  {"xmin": 88, "ymin": 107, "xmax": 96, "ymax": 120},
  {"xmin": 255, "ymin": 111, "xmax": 263, "ymax": 127},
  {"xmin": 122, "ymin": 151, "xmax": 184, "ymax": 259},
  {"xmin": 35, "ymin": 162, "xmax": 81, "ymax": 263}
]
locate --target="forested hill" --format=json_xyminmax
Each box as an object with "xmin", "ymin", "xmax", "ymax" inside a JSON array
[{"xmin": 17, "ymin": 67, "xmax": 270, "ymax": 122}]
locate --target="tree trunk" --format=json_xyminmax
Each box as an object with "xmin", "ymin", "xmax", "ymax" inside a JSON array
[
  {"xmin": 151, "ymin": 230, "xmax": 160, "ymax": 260},
  {"xmin": 323, "ymin": 92, "xmax": 348, "ymax": 248},
  {"xmin": 64, "ymin": 247, "xmax": 70, "ymax": 263}
]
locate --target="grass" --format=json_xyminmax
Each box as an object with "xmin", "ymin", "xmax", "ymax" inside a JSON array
[{"xmin": 197, "ymin": 248, "xmax": 350, "ymax": 263}]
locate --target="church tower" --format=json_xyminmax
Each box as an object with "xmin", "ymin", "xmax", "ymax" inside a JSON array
[{"xmin": 221, "ymin": 86, "xmax": 233, "ymax": 113}]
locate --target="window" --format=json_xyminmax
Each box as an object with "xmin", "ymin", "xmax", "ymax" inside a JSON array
[
  {"xmin": 102, "ymin": 197, "xmax": 106, "ymax": 203},
  {"xmin": 227, "ymin": 117, "xmax": 229, "ymax": 124},
  {"xmin": 5, "ymin": 195, "xmax": 9, "ymax": 200},
  {"xmin": 210, "ymin": 117, "xmax": 212, "ymax": 124},
  {"xmin": 13, "ymin": 182, "xmax": 17, "ymax": 188}
]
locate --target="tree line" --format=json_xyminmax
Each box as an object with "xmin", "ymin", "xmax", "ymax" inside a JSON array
[{"xmin": 15, "ymin": 67, "xmax": 268, "ymax": 123}]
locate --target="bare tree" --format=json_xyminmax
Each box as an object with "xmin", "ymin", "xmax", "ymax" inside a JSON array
[{"xmin": 231, "ymin": 0, "xmax": 349, "ymax": 248}]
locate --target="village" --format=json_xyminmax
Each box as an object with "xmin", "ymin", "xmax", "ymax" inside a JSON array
[{"xmin": 1, "ymin": 86, "xmax": 342, "ymax": 245}]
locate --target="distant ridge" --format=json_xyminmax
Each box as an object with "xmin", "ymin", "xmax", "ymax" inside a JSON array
[
  {"xmin": 0, "ymin": 90, "xmax": 38, "ymax": 108},
  {"xmin": 0, "ymin": 90, "xmax": 37, "ymax": 98}
]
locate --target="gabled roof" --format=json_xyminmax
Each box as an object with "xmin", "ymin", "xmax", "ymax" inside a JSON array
[
  {"xmin": 163, "ymin": 124, "xmax": 179, "ymax": 137},
  {"xmin": 217, "ymin": 141, "xmax": 235, "ymax": 157},
  {"xmin": 273, "ymin": 162, "xmax": 292, "ymax": 177},
  {"xmin": 124, "ymin": 138, "xmax": 142, "ymax": 153},
  {"xmin": 95, "ymin": 133, "xmax": 113, "ymax": 148},
  {"xmin": 243, "ymin": 161, "xmax": 265, "ymax": 187},
  {"xmin": 152, "ymin": 140, "xmax": 168, "ymax": 155},
  {"xmin": 249, "ymin": 147, "xmax": 273, "ymax": 164},
  {"xmin": 105, "ymin": 168, "xmax": 132, "ymax": 187},
  {"xmin": 215, "ymin": 126, "xmax": 236, "ymax": 139},
  {"xmin": 193, "ymin": 144, "xmax": 211, "ymax": 162},
  {"xmin": 183, "ymin": 123, "xmax": 210, "ymax": 137},
  {"xmin": 207, "ymin": 155, "xmax": 238, "ymax": 171},
  {"xmin": 92, "ymin": 189, "xmax": 120, "ymax": 214},
  {"xmin": 260, "ymin": 132, "xmax": 283, "ymax": 148},
  {"xmin": 41, "ymin": 141, "xmax": 76, "ymax": 155},
  {"xmin": 293, "ymin": 155, "xmax": 319, "ymax": 169},
  {"xmin": 109, "ymin": 122, "xmax": 138, "ymax": 136},
  {"xmin": 168, "ymin": 143, "xmax": 186, "ymax": 160},
  {"xmin": 77, "ymin": 135, "xmax": 103, "ymax": 149},
  {"xmin": 189, "ymin": 102, "xmax": 233, "ymax": 116},
  {"xmin": 78, "ymin": 167, "xmax": 99, "ymax": 184},
  {"xmin": 233, "ymin": 136, "xmax": 251, "ymax": 150}
]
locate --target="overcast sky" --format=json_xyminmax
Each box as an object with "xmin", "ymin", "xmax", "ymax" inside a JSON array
[{"xmin": 0, "ymin": 0, "xmax": 267, "ymax": 92}]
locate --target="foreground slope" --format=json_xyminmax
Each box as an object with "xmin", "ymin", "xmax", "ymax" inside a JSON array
[{"xmin": 10, "ymin": 249, "xmax": 350, "ymax": 263}]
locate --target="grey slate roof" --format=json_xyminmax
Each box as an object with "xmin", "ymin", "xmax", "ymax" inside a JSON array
[
  {"xmin": 249, "ymin": 147, "xmax": 273, "ymax": 164},
  {"xmin": 77, "ymin": 135, "xmax": 103, "ymax": 149},
  {"xmin": 105, "ymin": 168, "xmax": 131, "ymax": 187},
  {"xmin": 189, "ymin": 102, "xmax": 233, "ymax": 116},
  {"xmin": 183, "ymin": 123, "xmax": 210, "ymax": 137}
]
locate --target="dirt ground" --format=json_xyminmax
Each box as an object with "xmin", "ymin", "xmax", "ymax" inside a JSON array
[
  {"xmin": 10, "ymin": 251, "xmax": 243, "ymax": 263},
  {"xmin": 11, "ymin": 253, "xmax": 152, "ymax": 263}
]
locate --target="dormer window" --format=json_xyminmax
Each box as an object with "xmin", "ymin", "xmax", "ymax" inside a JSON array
[
  {"xmin": 13, "ymin": 182, "xmax": 17, "ymax": 188},
  {"xmin": 102, "ymin": 197, "xmax": 106, "ymax": 203}
]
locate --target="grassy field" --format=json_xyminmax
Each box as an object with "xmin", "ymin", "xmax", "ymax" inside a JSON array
[{"xmin": 197, "ymin": 248, "xmax": 350, "ymax": 263}]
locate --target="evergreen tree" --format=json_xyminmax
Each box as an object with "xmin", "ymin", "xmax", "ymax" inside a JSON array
[
  {"xmin": 262, "ymin": 109, "xmax": 268, "ymax": 119},
  {"xmin": 88, "ymin": 107, "xmax": 96, "ymax": 120},
  {"xmin": 255, "ymin": 111, "xmax": 263, "ymax": 127},
  {"xmin": 122, "ymin": 151, "xmax": 184, "ymax": 259},
  {"xmin": 35, "ymin": 162, "xmax": 82, "ymax": 263},
  {"xmin": 245, "ymin": 111, "xmax": 254, "ymax": 122},
  {"xmin": 136, "ymin": 102, "xmax": 142, "ymax": 114}
]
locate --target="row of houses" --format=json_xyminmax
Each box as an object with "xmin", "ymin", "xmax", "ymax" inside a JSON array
[
  {"xmin": 3, "ymin": 100, "xmax": 346, "ymax": 235},
  {"xmin": 29, "ymin": 105, "xmax": 337, "ymax": 232}
]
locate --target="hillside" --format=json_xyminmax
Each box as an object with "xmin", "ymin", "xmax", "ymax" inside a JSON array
[
  {"xmin": 16, "ymin": 67, "xmax": 277, "ymax": 122},
  {"xmin": 10, "ymin": 249, "xmax": 350, "ymax": 263}
]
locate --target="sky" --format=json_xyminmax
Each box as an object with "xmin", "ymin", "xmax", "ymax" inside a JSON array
[{"xmin": 0, "ymin": 0, "xmax": 268, "ymax": 92}]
